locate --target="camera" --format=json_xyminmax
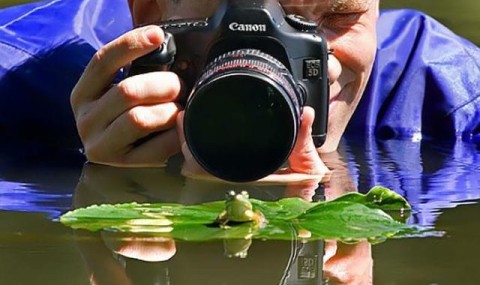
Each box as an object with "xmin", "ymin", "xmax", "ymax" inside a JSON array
[{"xmin": 129, "ymin": 0, "xmax": 329, "ymax": 182}]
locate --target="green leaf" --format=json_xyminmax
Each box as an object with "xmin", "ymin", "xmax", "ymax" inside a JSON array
[
  {"xmin": 250, "ymin": 197, "xmax": 315, "ymax": 221},
  {"xmin": 60, "ymin": 186, "xmax": 437, "ymax": 243},
  {"xmin": 332, "ymin": 186, "xmax": 411, "ymax": 211},
  {"xmin": 298, "ymin": 202, "xmax": 409, "ymax": 241}
]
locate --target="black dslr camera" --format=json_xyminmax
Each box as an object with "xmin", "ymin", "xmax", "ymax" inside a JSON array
[{"xmin": 129, "ymin": 0, "xmax": 329, "ymax": 182}]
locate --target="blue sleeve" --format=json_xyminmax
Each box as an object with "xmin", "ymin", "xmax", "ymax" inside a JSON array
[
  {"xmin": 0, "ymin": 0, "xmax": 132, "ymax": 148},
  {"xmin": 347, "ymin": 9, "xmax": 480, "ymax": 143}
]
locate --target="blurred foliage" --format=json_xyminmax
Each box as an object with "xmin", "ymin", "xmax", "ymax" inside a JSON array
[
  {"xmin": 0, "ymin": 0, "xmax": 38, "ymax": 8},
  {"xmin": 382, "ymin": 0, "xmax": 479, "ymax": 45}
]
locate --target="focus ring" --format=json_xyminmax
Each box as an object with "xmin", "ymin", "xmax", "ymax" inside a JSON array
[{"xmin": 195, "ymin": 49, "xmax": 302, "ymax": 109}]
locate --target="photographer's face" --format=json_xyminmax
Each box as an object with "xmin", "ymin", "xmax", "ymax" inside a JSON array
[{"xmin": 128, "ymin": 0, "xmax": 378, "ymax": 153}]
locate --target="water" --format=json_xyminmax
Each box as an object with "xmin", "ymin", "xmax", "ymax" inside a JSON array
[{"xmin": 1, "ymin": 137, "xmax": 479, "ymax": 284}]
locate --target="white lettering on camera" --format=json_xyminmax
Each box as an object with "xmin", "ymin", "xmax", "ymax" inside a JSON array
[{"xmin": 229, "ymin": 22, "xmax": 267, "ymax": 32}]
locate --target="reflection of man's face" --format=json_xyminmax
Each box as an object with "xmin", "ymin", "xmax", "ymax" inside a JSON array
[{"xmin": 128, "ymin": 0, "xmax": 378, "ymax": 152}]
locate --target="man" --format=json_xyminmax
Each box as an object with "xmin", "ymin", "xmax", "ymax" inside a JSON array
[
  {"xmin": 69, "ymin": 0, "xmax": 379, "ymax": 179},
  {"xmin": 0, "ymin": 0, "xmax": 479, "ymax": 178}
]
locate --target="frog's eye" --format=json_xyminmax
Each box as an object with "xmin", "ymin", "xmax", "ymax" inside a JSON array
[
  {"xmin": 227, "ymin": 190, "xmax": 236, "ymax": 199},
  {"xmin": 240, "ymin": 191, "xmax": 249, "ymax": 199}
]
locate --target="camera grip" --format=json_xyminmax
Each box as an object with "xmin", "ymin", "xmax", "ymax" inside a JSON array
[{"xmin": 308, "ymin": 80, "xmax": 329, "ymax": 148}]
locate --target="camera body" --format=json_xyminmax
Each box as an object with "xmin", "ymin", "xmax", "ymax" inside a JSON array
[{"xmin": 129, "ymin": 0, "xmax": 329, "ymax": 182}]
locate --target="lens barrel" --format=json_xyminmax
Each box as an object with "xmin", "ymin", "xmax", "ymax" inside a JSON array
[{"xmin": 184, "ymin": 49, "xmax": 304, "ymax": 182}]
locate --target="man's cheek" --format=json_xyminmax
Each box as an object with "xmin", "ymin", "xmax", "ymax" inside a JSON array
[{"xmin": 335, "ymin": 34, "xmax": 376, "ymax": 74}]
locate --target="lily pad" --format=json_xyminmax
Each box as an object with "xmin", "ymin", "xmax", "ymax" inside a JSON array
[{"xmin": 60, "ymin": 187, "xmax": 437, "ymax": 242}]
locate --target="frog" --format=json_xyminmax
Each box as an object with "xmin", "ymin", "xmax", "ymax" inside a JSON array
[{"xmin": 216, "ymin": 190, "xmax": 265, "ymax": 228}]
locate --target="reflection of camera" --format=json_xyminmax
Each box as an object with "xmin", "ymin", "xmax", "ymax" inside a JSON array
[{"xmin": 129, "ymin": 0, "xmax": 329, "ymax": 182}]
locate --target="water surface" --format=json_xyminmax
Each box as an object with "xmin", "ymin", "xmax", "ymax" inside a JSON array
[{"xmin": 1, "ymin": 138, "xmax": 479, "ymax": 284}]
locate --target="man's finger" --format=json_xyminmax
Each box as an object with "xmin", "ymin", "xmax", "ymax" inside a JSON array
[
  {"xmin": 83, "ymin": 71, "xmax": 182, "ymax": 134},
  {"xmin": 71, "ymin": 25, "xmax": 164, "ymax": 113},
  {"xmin": 122, "ymin": 128, "xmax": 181, "ymax": 167},
  {"xmin": 289, "ymin": 106, "xmax": 329, "ymax": 174},
  {"xmin": 82, "ymin": 102, "xmax": 180, "ymax": 163},
  {"xmin": 176, "ymin": 111, "xmax": 186, "ymax": 145},
  {"xmin": 103, "ymin": 102, "xmax": 181, "ymax": 150}
]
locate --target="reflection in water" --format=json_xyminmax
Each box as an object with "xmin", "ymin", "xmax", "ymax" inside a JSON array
[
  {"xmin": 71, "ymin": 163, "xmax": 344, "ymax": 284},
  {"xmin": 0, "ymin": 180, "xmax": 71, "ymax": 216},
  {"xmin": 342, "ymin": 138, "xmax": 480, "ymax": 226},
  {"xmin": 79, "ymin": 231, "xmax": 327, "ymax": 285},
  {"xmin": 0, "ymin": 138, "xmax": 479, "ymax": 284},
  {"xmin": 0, "ymin": 142, "xmax": 83, "ymax": 217}
]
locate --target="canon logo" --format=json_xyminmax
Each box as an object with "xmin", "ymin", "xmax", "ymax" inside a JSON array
[{"xmin": 228, "ymin": 22, "xmax": 267, "ymax": 32}]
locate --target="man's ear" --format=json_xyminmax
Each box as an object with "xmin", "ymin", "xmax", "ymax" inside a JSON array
[{"xmin": 127, "ymin": 0, "xmax": 163, "ymax": 26}]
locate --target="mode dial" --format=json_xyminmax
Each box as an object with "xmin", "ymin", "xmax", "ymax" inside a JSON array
[{"xmin": 285, "ymin": 14, "xmax": 318, "ymax": 32}]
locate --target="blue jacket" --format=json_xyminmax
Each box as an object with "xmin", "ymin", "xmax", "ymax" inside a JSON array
[{"xmin": 1, "ymin": 0, "xmax": 479, "ymax": 146}]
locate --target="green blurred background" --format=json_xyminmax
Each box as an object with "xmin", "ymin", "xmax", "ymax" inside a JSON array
[
  {"xmin": 1, "ymin": 0, "xmax": 479, "ymax": 44},
  {"xmin": 381, "ymin": 0, "xmax": 479, "ymax": 45}
]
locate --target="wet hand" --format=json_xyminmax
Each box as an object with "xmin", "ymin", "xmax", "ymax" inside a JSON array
[{"xmin": 71, "ymin": 25, "xmax": 182, "ymax": 167}]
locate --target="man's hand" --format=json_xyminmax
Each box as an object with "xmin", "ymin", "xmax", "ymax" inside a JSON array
[{"xmin": 71, "ymin": 25, "xmax": 182, "ymax": 167}]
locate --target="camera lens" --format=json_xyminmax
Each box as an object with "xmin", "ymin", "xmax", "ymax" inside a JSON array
[{"xmin": 184, "ymin": 49, "xmax": 303, "ymax": 182}]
